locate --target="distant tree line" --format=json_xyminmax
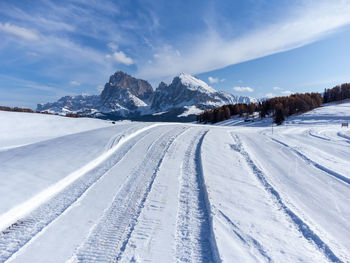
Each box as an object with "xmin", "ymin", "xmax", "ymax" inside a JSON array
[
  {"xmin": 0, "ymin": 106, "xmax": 83, "ymax": 118},
  {"xmin": 0, "ymin": 106, "xmax": 36, "ymax": 113},
  {"xmin": 197, "ymin": 93, "xmax": 323, "ymax": 125},
  {"xmin": 323, "ymin": 83, "xmax": 350, "ymax": 103}
]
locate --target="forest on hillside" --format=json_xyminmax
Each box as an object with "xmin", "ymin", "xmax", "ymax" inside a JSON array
[
  {"xmin": 197, "ymin": 93, "xmax": 322, "ymax": 125},
  {"xmin": 198, "ymin": 82, "xmax": 350, "ymax": 125},
  {"xmin": 323, "ymin": 83, "xmax": 350, "ymax": 103}
]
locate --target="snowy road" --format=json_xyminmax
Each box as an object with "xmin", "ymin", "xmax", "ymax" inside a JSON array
[{"xmin": 0, "ymin": 105, "xmax": 349, "ymax": 262}]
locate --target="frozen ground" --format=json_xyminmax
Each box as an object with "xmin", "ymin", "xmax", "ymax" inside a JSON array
[{"xmin": 0, "ymin": 102, "xmax": 349, "ymax": 263}]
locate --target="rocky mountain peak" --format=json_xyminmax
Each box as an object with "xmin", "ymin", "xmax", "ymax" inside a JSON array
[
  {"xmin": 99, "ymin": 71, "xmax": 154, "ymax": 113},
  {"xmin": 102, "ymin": 71, "xmax": 153, "ymax": 101},
  {"xmin": 151, "ymin": 73, "xmax": 232, "ymax": 111}
]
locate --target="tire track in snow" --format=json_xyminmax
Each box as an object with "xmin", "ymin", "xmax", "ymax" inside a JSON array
[
  {"xmin": 217, "ymin": 210, "xmax": 271, "ymax": 262},
  {"xmin": 175, "ymin": 130, "xmax": 220, "ymax": 263},
  {"xmin": 230, "ymin": 134, "xmax": 343, "ymax": 263},
  {"xmin": 337, "ymin": 131, "xmax": 350, "ymax": 143},
  {"xmin": 103, "ymin": 127, "xmax": 134, "ymax": 151},
  {"xmin": 308, "ymin": 129, "xmax": 331, "ymax": 141},
  {"xmin": 71, "ymin": 126, "xmax": 187, "ymax": 263},
  {"xmin": 0, "ymin": 125, "xmax": 158, "ymax": 263},
  {"xmin": 270, "ymin": 137, "xmax": 350, "ymax": 186}
]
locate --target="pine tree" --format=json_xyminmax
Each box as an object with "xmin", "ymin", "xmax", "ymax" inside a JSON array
[{"xmin": 274, "ymin": 104, "xmax": 285, "ymax": 125}]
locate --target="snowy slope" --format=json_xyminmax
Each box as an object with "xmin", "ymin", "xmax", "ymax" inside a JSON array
[
  {"xmin": 0, "ymin": 111, "xmax": 111, "ymax": 150},
  {"xmin": 178, "ymin": 73, "xmax": 217, "ymax": 94},
  {"xmin": 0, "ymin": 102, "xmax": 349, "ymax": 263}
]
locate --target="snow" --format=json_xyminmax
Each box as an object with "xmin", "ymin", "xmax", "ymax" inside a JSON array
[
  {"xmin": 177, "ymin": 105, "xmax": 203, "ymax": 117},
  {"xmin": 178, "ymin": 73, "xmax": 217, "ymax": 94},
  {"xmin": 0, "ymin": 101, "xmax": 349, "ymax": 262},
  {"xmin": 288, "ymin": 101, "xmax": 350, "ymax": 125},
  {"xmin": 152, "ymin": 110, "xmax": 168, "ymax": 116},
  {"xmin": 0, "ymin": 123, "xmax": 159, "ymax": 232},
  {"xmin": 0, "ymin": 111, "xmax": 111, "ymax": 150},
  {"xmin": 127, "ymin": 91, "xmax": 148, "ymax": 107}
]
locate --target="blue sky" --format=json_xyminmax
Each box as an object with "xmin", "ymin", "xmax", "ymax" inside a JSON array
[{"xmin": 0, "ymin": 0, "xmax": 350, "ymax": 108}]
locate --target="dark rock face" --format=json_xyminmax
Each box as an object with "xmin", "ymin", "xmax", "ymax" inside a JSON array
[
  {"xmin": 100, "ymin": 71, "xmax": 153, "ymax": 105},
  {"xmin": 98, "ymin": 71, "xmax": 154, "ymax": 115}
]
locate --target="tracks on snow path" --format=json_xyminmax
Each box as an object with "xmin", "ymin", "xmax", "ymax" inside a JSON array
[
  {"xmin": 336, "ymin": 132, "xmax": 350, "ymax": 143},
  {"xmin": 307, "ymin": 129, "xmax": 331, "ymax": 142},
  {"xmin": 72, "ymin": 126, "xmax": 187, "ymax": 263},
  {"xmin": 0, "ymin": 125, "xmax": 157, "ymax": 263},
  {"xmin": 270, "ymin": 137, "xmax": 350, "ymax": 186},
  {"xmin": 217, "ymin": 210, "xmax": 271, "ymax": 262},
  {"xmin": 175, "ymin": 130, "xmax": 220, "ymax": 263},
  {"xmin": 230, "ymin": 134, "xmax": 343, "ymax": 263}
]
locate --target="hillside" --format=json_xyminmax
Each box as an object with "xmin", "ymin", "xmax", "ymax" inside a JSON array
[
  {"xmin": 0, "ymin": 102, "xmax": 349, "ymax": 262},
  {"xmin": 216, "ymin": 100, "xmax": 350, "ymax": 127}
]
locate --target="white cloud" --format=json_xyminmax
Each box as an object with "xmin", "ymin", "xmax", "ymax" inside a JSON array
[
  {"xmin": 108, "ymin": 42, "xmax": 118, "ymax": 50},
  {"xmin": 273, "ymin": 86, "xmax": 281, "ymax": 90},
  {"xmin": 265, "ymin": 93, "xmax": 276, "ymax": 98},
  {"xmin": 97, "ymin": 85, "xmax": 104, "ymax": 92},
  {"xmin": 14, "ymin": 34, "xmax": 115, "ymax": 89},
  {"xmin": 137, "ymin": 1, "xmax": 350, "ymax": 79},
  {"xmin": 208, "ymin": 76, "xmax": 218, "ymax": 83},
  {"xmin": 233, "ymin": 86, "xmax": 254, "ymax": 92},
  {"xmin": 281, "ymin": 90, "xmax": 293, "ymax": 95},
  {"xmin": 108, "ymin": 50, "xmax": 134, "ymax": 65},
  {"xmin": 106, "ymin": 45, "xmax": 134, "ymax": 65},
  {"xmin": 69, "ymin": 80, "xmax": 80, "ymax": 86},
  {"xmin": 26, "ymin": 51, "xmax": 38, "ymax": 56},
  {"xmin": 0, "ymin": 22, "xmax": 39, "ymax": 40}
]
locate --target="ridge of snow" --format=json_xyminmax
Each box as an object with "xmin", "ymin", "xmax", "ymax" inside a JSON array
[
  {"xmin": 178, "ymin": 73, "xmax": 217, "ymax": 94},
  {"xmin": 177, "ymin": 106, "xmax": 203, "ymax": 117},
  {"xmin": 127, "ymin": 91, "xmax": 148, "ymax": 107}
]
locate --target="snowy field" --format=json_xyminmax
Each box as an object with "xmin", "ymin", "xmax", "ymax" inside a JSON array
[
  {"xmin": 0, "ymin": 102, "xmax": 349, "ymax": 263},
  {"xmin": 0, "ymin": 111, "xmax": 112, "ymax": 150}
]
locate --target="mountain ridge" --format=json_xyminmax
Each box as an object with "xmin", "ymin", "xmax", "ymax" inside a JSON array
[{"xmin": 37, "ymin": 71, "xmax": 257, "ymax": 121}]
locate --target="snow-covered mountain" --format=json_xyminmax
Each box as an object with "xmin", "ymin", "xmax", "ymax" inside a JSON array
[
  {"xmin": 151, "ymin": 73, "xmax": 256, "ymax": 117},
  {"xmin": 36, "ymin": 95, "xmax": 100, "ymax": 115},
  {"xmin": 37, "ymin": 71, "xmax": 256, "ymax": 121}
]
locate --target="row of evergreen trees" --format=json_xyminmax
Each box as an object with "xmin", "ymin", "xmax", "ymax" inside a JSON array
[
  {"xmin": 323, "ymin": 83, "xmax": 350, "ymax": 103},
  {"xmin": 197, "ymin": 93, "xmax": 323, "ymax": 125}
]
